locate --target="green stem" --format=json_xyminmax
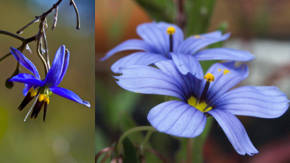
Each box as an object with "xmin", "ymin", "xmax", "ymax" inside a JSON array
[
  {"xmin": 190, "ymin": 117, "xmax": 213, "ymax": 163},
  {"xmin": 140, "ymin": 130, "xmax": 154, "ymax": 154},
  {"xmin": 117, "ymin": 126, "xmax": 156, "ymax": 155}
]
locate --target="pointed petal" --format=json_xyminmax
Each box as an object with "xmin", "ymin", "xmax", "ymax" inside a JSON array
[
  {"xmin": 10, "ymin": 47, "xmax": 40, "ymax": 79},
  {"xmin": 195, "ymin": 48, "xmax": 255, "ymax": 62},
  {"xmin": 171, "ymin": 53, "xmax": 203, "ymax": 79},
  {"xmin": 50, "ymin": 87, "xmax": 90, "ymax": 107},
  {"xmin": 9, "ymin": 73, "xmax": 43, "ymax": 87},
  {"xmin": 55, "ymin": 49, "xmax": 70, "ymax": 86},
  {"xmin": 209, "ymin": 109, "xmax": 258, "ymax": 156},
  {"xmin": 23, "ymin": 84, "xmax": 32, "ymax": 96},
  {"xmin": 206, "ymin": 62, "xmax": 249, "ymax": 104},
  {"xmin": 111, "ymin": 52, "xmax": 168, "ymax": 73},
  {"xmin": 116, "ymin": 65, "xmax": 186, "ymax": 100},
  {"xmin": 137, "ymin": 22, "xmax": 169, "ymax": 54},
  {"xmin": 148, "ymin": 100, "xmax": 206, "ymax": 138},
  {"xmin": 177, "ymin": 31, "xmax": 230, "ymax": 55},
  {"xmin": 214, "ymin": 86, "xmax": 289, "ymax": 118},
  {"xmin": 101, "ymin": 39, "xmax": 151, "ymax": 61},
  {"xmin": 45, "ymin": 45, "xmax": 66, "ymax": 86}
]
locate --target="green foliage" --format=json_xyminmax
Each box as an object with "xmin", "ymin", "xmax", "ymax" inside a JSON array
[
  {"xmin": 134, "ymin": 0, "xmax": 176, "ymax": 22},
  {"xmin": 123, "ymin": 138, "xmax": 140, "ymax": 163}
]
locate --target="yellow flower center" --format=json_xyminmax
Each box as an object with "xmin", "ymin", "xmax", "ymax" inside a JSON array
[
  {"xmin": 39, "ymin": 94, "xmax": 50, "ymax": 104},
  {"xmin": 187, "ymin": 96, "xmax": 213, "ymax": 112},
  {"xmin": 29, "ymin": 88, "xmax": 38, "ymax": 97},
  {"xmin": 194, "ymin": 35, "xmax": 201, "ymax": 38},
  {"xmin": 166, "ymin": 26, "xmax": 176, "ymax": 35},
  {"xmin": 204, "ymin": 73, "xmax": 215, "ymax": 82}
]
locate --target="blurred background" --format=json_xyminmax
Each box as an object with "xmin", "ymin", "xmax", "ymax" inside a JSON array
[
  {"xmin": 96, "ymin": 0, "xmax": 290, "ymax": 162},
  {"xmin": 0, "ymin": 0, "xmax": 94, "ymax": 162}
]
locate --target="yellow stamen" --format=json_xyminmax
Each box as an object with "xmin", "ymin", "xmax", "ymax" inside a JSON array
[
  {"xmin": 194, "ymin": 35, "xmax": 201, "ymax": 39},
  {"xmin": 204, "ymin": 73, "xmax": 215, "ymax": 82},
  {"xmin": 223, "ymin": 69, "xmax": 230, "ymax": 75},
  {"xmin": 38, "ymin": 94, "xmax": 50, "ymax": 104},
  {"xmin": 167, "ymin": 26, "xmax": 176, "ymax": 35},
  {"xmin": 29, "ymin": 88, "xmax": 38, "ymax": 97},
  {"xmin": 187, "ymin": 96, "xmax": 213, "ymax": 112},
  {"xmin": 218, "ymin": 68, "xmax": 222, "ymax": 72}
]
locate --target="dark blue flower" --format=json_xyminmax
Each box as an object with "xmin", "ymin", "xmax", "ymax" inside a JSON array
[
  {"xmin": 102, "ymin": 22, "xmax": 254, "ymax": 73},
  {"xmin": 9, "ymin": 45, "xmax": 90, "ymax": 121},
  {"xmin": 115, "ymin": 60, "xmax": 289, "ymax": 156}
]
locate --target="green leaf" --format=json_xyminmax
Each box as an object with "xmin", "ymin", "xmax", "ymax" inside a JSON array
[
  {"xmin": 123, "ymin": 138, "xmax": 140, "ymax": 163},
  {"xmin": 134, "ymin": 0, "xmax": 176, "ymax": 22}
]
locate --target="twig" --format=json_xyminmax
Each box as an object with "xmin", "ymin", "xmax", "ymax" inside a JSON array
[
  {"xmin": 70, "ymin": 0, "xmax": 81, "ymax": 30},
  {"xmin": 52, "ymin": 7, "xmax": 59, "ymax": 30}
]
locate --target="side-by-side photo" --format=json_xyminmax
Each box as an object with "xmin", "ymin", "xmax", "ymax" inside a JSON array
[
  {"xmin": 0, "ymin": 0, "xmax": 94, "ymax": 162},
  {"xmin": 96, "ymin": 0, "xmax": 290, "ymax": 162}
]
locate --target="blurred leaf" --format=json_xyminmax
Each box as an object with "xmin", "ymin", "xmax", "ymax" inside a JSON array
[
  {"xmin": 0, "ymin": 107, "xmax": 8, "ymax": 140},
  {"xmin": 135, "ymin": 0, "xmax": 176, "ymax": 22},
  {"xmin": 185, "ymin": 0, "xmax": 216, "ymax": 36},
  {"xmin": 123, "ymin": 138, "xmax": 140, "ymax": 163}
]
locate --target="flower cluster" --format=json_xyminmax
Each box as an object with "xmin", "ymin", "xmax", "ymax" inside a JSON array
[
  {"xmin": 103, "ymin": 22, "xmax": 289, "ymax": 156},
  {"xmin": 10, "ymin": 45, "xmax": 90, "ymax": 121}
]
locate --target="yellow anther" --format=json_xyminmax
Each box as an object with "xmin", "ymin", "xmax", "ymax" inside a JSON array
[
  {"xmin": 29, "ymin": 88, "xmax": 38, "ymax": 97},
  {"xmin": 218, "ymin": 68, "xmax": 222, "ymax": 72},
  {"xmin": 187, "ymin": 96, "xmax": 213, "ymax": 112},
  {"xmin": 38, "ymin": 94, "xmax": 50, "ymax": 104},
  {"xmin": 223, "ymin": 69, "xmax": 230, "ymax": 75},
  {"xmin": 167, "ymin": 26, "xmax": 176, "ymax": 35},
  {"xmin": 204, "ymin": 73, "xmax": 215, "ymax": 82},
  {"xmin": 194, "ymin": 35, "xmax": 201, "ymax": 39}
]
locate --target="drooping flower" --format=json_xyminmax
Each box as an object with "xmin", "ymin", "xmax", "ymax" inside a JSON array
[
  {"xmin": 9, "ymin": 45, "xmax": 90, "ymax": 121},
  {"xmin": 101, "ymin": 22, "xmax": 254, "ymax": 73},
  {"xmin": 115, "ymin": 59, "xmax": 289, "ymax": 156}
]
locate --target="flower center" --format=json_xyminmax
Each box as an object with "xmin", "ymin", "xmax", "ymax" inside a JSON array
[
  {"xmin": 167, "ymin": 26, "xmax": 176, "ymax": 52},
  {"xmin": 187, "ymin": 96, "xmax": 213, "ymax": 112}
]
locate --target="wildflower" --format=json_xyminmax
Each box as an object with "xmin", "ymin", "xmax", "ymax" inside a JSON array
[
  {"xmin": 115, "ymin": 60, "xmax": 289, "ymax": 155},
  {"xmin": 9, "ymin": 45, "xmax": 90, "ymax": 121},
  {"xmin": 102, "ymin": 22, "xmax": 254, "ymax": 73}
]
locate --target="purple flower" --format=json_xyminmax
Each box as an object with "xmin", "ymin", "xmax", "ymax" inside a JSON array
[
  {"xmin": 101, "ymin": 22, "xmax": 254, "ymax": 73},
  {"xmin": 115, "ymin": 59, "xmax": 289, "ymax": 156},
  {"xmin": 9, "ymin": 45, "xmax": 90, "ymax": 121}
]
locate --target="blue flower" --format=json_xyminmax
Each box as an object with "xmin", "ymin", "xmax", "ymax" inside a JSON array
[
  {"xmin": 115, "ymin": 60, "xmax": 289, "ymax": 156},
  {"xmin": 101, "ymin": 22, "xmax": 254, "ymax": 73},
  {"xmin": 9, "ymin": 45, "xmax": 90, "ymax": 121}
]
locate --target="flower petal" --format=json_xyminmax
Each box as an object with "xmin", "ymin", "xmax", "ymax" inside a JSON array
[
  {"xmin": 55, "ymin": 49, "xmax": 70, "ymax": 86},
  {"xmin": 177, "ymin": 31, "xmax": 230, "ymax": 55},
  {"xmin": 171, "ymin": 53, "xmax": 203, "ymax": 79},
  {"xmin": 111, "ymin": 52, "xmax": 168, "ymax": 73},
  {"xmin": 45, "ymin": 45, "xmax": 66, "ymax": 86},
  {"xmin": 194, "ymin": 48, "xmax": 255, "ymax": 62},
  {"xmin": 214, "ymin": 86, "xmax": 289, "ymax": 118},
  {"xmin": 10, "ymin": 47, "xmax": 40, "ymax": 79},
  {"xmin": 50, "ymin": 87, "xmax": 90, "ymax": 107},
  {"xmin": 9, "ymin": 73, "xmax": 43, "ymax": 87},
  {"xmin": 116, "ymin": 65, "xmax": 186, "ymax": 100},
  {"xmin": 137, "ymin": 22, "xmax": 169, "ymax": 54},
  {"xmin": 148, "ymin": 100, "xmax": 206, "ymax": 138},
  {"xmin": 206, "ymin": 62, "xmax": 249, "ymax": 104},
  {"xmin": 101, "ymin": 39, "xmax": 151, "ymax": 61},
  {"xmin": 209, "ymin": 109, "xmax": 258, "ymax": 156},
  {"xmin": 23, "ymin": 84, "xmax": 32, "ymax": 96}
]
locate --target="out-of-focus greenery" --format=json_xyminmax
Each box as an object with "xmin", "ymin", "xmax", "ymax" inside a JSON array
[{"xmin": 0, "ymin": 1, "xmax": 94, "ymax": 162}]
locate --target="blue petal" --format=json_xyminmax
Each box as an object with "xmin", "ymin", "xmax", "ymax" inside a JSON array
[
  {"xmin": 101, "ymin": 39, "xmax": 151, "ymax": 61},
  {"xmin": 206, "ymin": 62, "xmax": 249, "ymax": 105},
  {"xmin": 214, "ymin": 86, "xmax": 289, "ymax": 118},
  {"xmin": 148, "ymin": 100, "xmax": 206, "ymax": 138},
  {"xmin": 45, "ymin": 45, "xmax": 66, "ymax": 87},
  {"xmin": 9, "ymin": 73, "xmax": 44, "ymax": 87},
  {"xmin": 116, "ymin": 65, "xmax": 186, "ymax": 100},
  {"xmin": 137, "ymin": 22, "xmax": 169, "ymax": 54},
  {"xmin": 50, "ymin": 87, "xmax": 90, "ymax": 107},
  {"xmin": 194, "ymin": 48, "xmax": 255, "ymax": 62},
  {"xmin": 23, "ymin": 84, "xmax": 32, "ymax": 96},
  {"xmin": 171, "ymin": 53, "xmax": 204, "ymax": 79},
  {"xmin": 111, "ymin": 52, "xmax": 168, "ymax": 73},
  {"xmin": 55, "ymin": 48, "xmax": 70, "ymax": 86},
  {"xmin": 10, "ymin": 47, "xmax": 40, "ymax": 79},
  {"xmin": 209, "ymin": 109, "xmax": 258, "ymax": 156},
  {"xmin": 177, "ymin": 31, "xmax": 230, "ymax": 55}
]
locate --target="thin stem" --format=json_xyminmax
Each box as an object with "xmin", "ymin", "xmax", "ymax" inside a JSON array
[
  {"xmin": 70, "ymin": 0, "xmax": 81, "ymax": 29},
  {"xmin": 140, "ymin": 130, "xmax": 154, "ymax": 154},
  {"xmin": 0, "ymin": 30, "xmax": 26, "ymax": 41},
  {"xmin": 176, "ymin": 0, "xmax": 185, "ymax": 29},
  {"xmin": 117, "ymin": 126, "xmax": 156, "ymax": 155}
]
